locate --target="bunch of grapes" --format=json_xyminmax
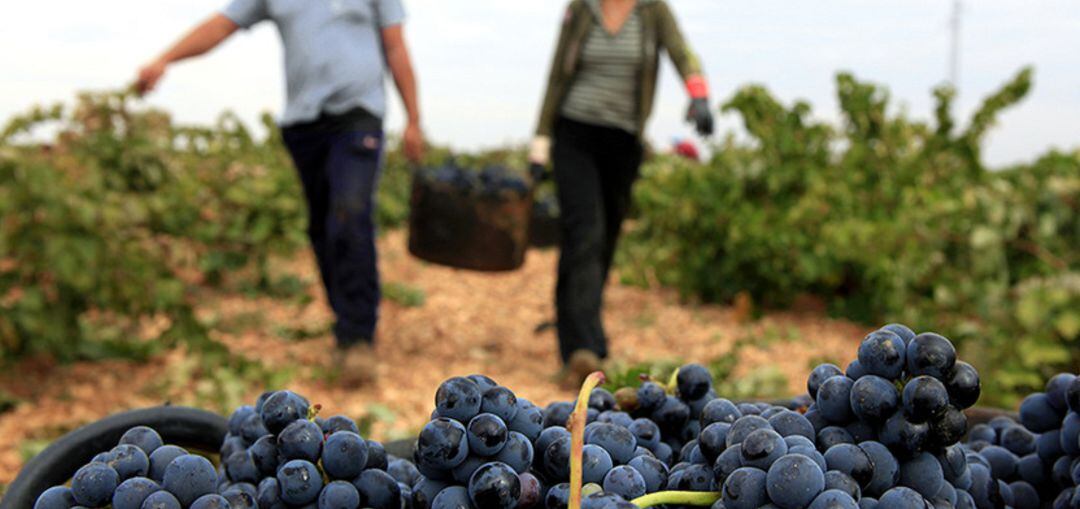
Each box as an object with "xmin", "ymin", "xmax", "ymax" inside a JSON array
[
  {"xmin": 959, "ymin": 373, "xmax": 1080, "ymax": 509},
  {"xmin": 416, "ymin": 162, "xmax": 530, "ymax": 199},
  {"xmin": 34, "ymin": 425, "xmax": 230, "ymax": 508}
]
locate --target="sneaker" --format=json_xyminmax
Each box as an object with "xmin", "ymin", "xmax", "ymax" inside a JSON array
[
  {"xmin": 333, "ymin": 342, "xmax": 378, "ymax": 387},
  {"xmin": 556, "ymin": 349, "xmax": 602, "ymax": 390}
]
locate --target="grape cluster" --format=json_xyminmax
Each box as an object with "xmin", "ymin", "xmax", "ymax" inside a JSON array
[
  {"xmin": 416, "ymin": 162, "xmax": 530, "ymax": 199},
  {"xmin": 959, "ymin": 373, "xmax": 1080, "ymax": 509},
  {"xmin": 34, "ymin": 425, "xmax": 225, "ymax": 509}
]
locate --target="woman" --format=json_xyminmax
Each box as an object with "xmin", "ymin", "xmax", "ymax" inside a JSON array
[{"xmin": 530, "ymin": 0, "xmax": 713, "ymax": 383}]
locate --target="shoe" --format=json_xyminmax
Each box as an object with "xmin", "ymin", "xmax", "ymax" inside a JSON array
[
  {"xmin": 556, "ymin": 349, "xmax": 602, "ymax": 390},
  {"xmin": 333, "ymin": 342, "xmax": 378, "ymax": 388}
]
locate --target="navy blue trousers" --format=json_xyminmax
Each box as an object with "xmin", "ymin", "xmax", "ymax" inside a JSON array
[{"xmin": 281, "ymin": 127, "xmax": 383, "ymax": 347}]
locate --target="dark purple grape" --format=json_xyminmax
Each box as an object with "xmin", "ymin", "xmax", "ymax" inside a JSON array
[
  {"xmin": 825, "ymin": 443, "xmax": 875, "ymax": 488},
  {"xmin": 119, "ymin": 426, "xmax": 164, "ymax": 456},
  {"xmin": 323, "ymin": 431, "xmax": 369, "ymax": 480},
  {"xmin": 190, "ymin": 493, "xmax": 230, "ymax": 509},
  {"xmin": 816, "ymin": 426, "xmax": 855, "ymax": 452},
  {"xmin": 481, "ymin": 387, "xmax": 519, "ymax": 423},
  {"xmin": 652, "ymin": 396, "xmax": 691, "ymax": 434},
  {"xmin": 162, "ymin": 455, "xmax": 217, "ymax": 506},
  {"xmin": 431, "ymin": 485, "xmax": 472, "ymax": 509},
  {"xmin": 603, "ymin": 465, "xmax": 647, "ymax": 500},
  {"xmin": 636, "ymin": 382, "xmax": 667, "ymax": 414},
  {"xmin": 259, "ymin": 392, "xmax": 309, "ymax": 435},
  {"xmin": 544, "ymin": 436, "xmax": 572, "ymax": 481},
  {"xmin": 722, "ymin": 467, "xmax": 768, "ymax": 509},
  {"xmin": 944, "ymin": 361, "xmax": 980, "ymax": 409},
  {"xmin": 740, "ymin": 429, "xmax": 787, "ymax": 470},
  {"xmin": 353, "ymin": 469, "xmax": 401, "ymax": 509},
  {"xmin": 628, "ymin": 455, "xmax": 669, "ymax": 493},
  {"xmin": 928, "ymin": 406, "xmax": 967, "ymax": 448},
  {"xmin": 467, "ymin": 462, "xmax": 520, "ymax": 509},
  {"xmin": 466, "ymin": 374, "xmax": 498, "ymax": 393},
  {"xmin": 859, "ymin": 441, "xmax": 900, "ymax": 498},
  {"xmin": 494, "ymin": 431, "xmax": 534, "ymax": 474},
  {"xmin": 901, "ymin": 376, "xmax": 949, "ymax": 423},
  {"xmin": 436, "ymin": 377, "xmax": 483, "ymax": 422},
  {"xmin": 809, "ymin": 489, "xmax": 858, "ymax": 509},
  {"xmin": 808, "ymin": 364, "xmax": 845, "ymax": 399},
  {"xmin": 824, "ymin": 471, "xmax": 861, "ymax": 500},
  {"xmin": 544, "ymin": 482, "xmax": 570, "ymax": 509},
  {"xmin": 111, "ymin": 477, "xmax": 159, "ymax": 509},
  {"xmin": 817, "ymin": 376, "xmax": 855, "ymax": 424},
  {"xmin": 321, "ymin": 415, "xmax": 360, "ymax": 435},
  {"xmin": 881, "ymin": 324, "xmax": 916, "ymax": 345},
  {"xmin": 727, "ymin": 415, "xmax": 773, "ymax": 449},
  {"xmin": 365, "ymin": 439, "xmax": 388, "ymax": 470},
  {"xmin": 898, "ymin": 452, "xmax": 943, "ymax": 499},
  {"xmin": 277, "ymin": 419, "xmax": 323, "ymax": 462},
  {"xmin": 766, "ymin": 453, "xmax": 825, "ymax": 509},
  {"xmin": 418, "ymin": 418, "xmax": 469, "ymax": 469},
  {"xmin": 701, "ymin": 398, "xmax": 742, "ymax": 427},
  {"xmin": 768, "ymin": 409, "xmax": 815, "ymax": 441},
  {"xmin": 467, "ymin": 413, "xmax": 508, "ymax": 456},
  {"xmin": 517, "ymin": 472, "xmax": 542, "ymax": 509},
  {"xmin": 905, "ymin": 333, "xmax": 956, "ymax": 379},
  {"xmin": 509, "ymin": 399, "xmax": 544, "ymax": 442},
  {"xmin": 699, "ymin": 422, "xmax": 731, "ymax": 462},
  {"xmin": 588, "ymin": 388, "xmax": 617, "ymax": 412},
  {"xmin": 879, "ymin": 412, "xmax": 929, "ymax": 458},
  {"xmin": 1019, "ymin": 393, "xmax": 1062, "ymax": 433},
  {"xmin": 858, "ymin": 331, "xmax": 906, "ymax": 380},
  {"xmin": 677, "ymin": 364, "xmax": 713, "ymax": 401},
  {"xmin": 850, "ymin": 375, "xmax": 900, "ymax": 424},
  {"xmin": 543, "ymin": 402, "xmax": 574, "ymax": 428}
]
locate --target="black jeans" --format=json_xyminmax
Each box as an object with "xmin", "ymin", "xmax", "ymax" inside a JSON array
[
  {"xmin": 281, "ymin": 124, "xmax": 383, "ymax": 347},
  {"xmin": 553, "ymin": 117, "xmax": 643, "ymax": 363}
]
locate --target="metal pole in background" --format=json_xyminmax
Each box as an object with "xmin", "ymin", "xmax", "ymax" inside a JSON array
[{"xmin": 949, "ymin": 0, "xmax": 962, "ymax": 88}]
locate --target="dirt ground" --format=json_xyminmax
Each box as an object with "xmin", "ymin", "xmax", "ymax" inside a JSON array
[{"xmin": 0, "ymin": 231, "xmax": 868, "ymax": 486}]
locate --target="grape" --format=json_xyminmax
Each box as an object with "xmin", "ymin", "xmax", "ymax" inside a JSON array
[
  {"xmin": 228, "ymin": 405, "xmax": 256, "ymax": 435},
  {"xmin": 652, "ymin": 396, "xmax": 691, "ymax": 433},
  {"xmin": 846, "ymin": 360, "xmax": 869, "ymax": 381},
  {"xmin": 321, "ymin": 431, "xmax": 368, "ymax": 480},
  {"xmin": 494, "ymin": 431, "xmax": 534, "ymax": 474},
  {"xmin": 817, "ymin": 376, "xmax": 856, "ymax": 424},
  {"xmin": 256, "ymin": 477, "xmax": 284, "ymax": 508},
  {"xmin": 878, "ymin": 412, "xmax": 928, "ymax": 458},
  {"xmin": 141, "ymin": 490, "xmax": 182, "ymax": 509},
  {"xmin": 877, "ymin": 487, "xmax": 926, "ymax": 509},
  {"xmin": 699, "ymin": 422, "xmax": 731, "ymax": 461},
  {"xmin": 859, "ymin": 497, "xmax": 880, "ymax": 509},
  {"xmin": 628, "ymin": 455, "xmax": 669, "ymax": 493},
  {"xmin": 1060, "ymin": 412, "xmax": 1080, "ymax": 456},
  {"xmin": 515, "ymin": 472, "xmax": 541, "ymax": 508},
  {"xmin": 849, "ymin": 375, "xmax": 900, "ymax": 424},
  {"xmin": 881, "ymin": 324, "xmax": 916, "ymax": 345},
  {"xmin": 653, "ymin": 441, "xmax": 674, "ymax": 465},
  {"xmin": 277, "ymin": 459, "xmax": 322, "ymax": 505},
  {"xmin": 702, "ymin": 398, "xmax": 743, "ymax": 427},
  {"xmin": 805, "ymin": 407, "xmax": 827, "ymax": 434},
  {"xmin": 858, "ymin": 330, "xmax": 906, "ymax": 380},
  {"xmin": 534, "ymin": 426, "xmax": 570, "ymax": 467},
  {"xmin": 980, "ymin": 445, "xmax": 1020, "ymax": 479},
  {"xmin": 34, "ymin": 486, "xmax": 76, "ymax": 509},
  {"xmin": 432, "ymin": 485, "xmax": 473, "ymax": 509},
  {"xmin": 897, "ymin": 452, "xmax": 942, "ymax": 499},
  {"xmin": 858, "ymin": 441, "xmax": 899, "ymax": 498},
  {"xmin": 544, "ymin": 435, "xmax": 573, "ymax": 480},
  {"xmin": 219, "ymin": 434, "xmax": 245, "ymax": 461},
  {"xmin": 321, "ymin": 415, "xmax": 361, "ymax": 435},
  {"xmin": 112, "ymin": 477, "xmax": 160, "ymax": 509},
  {"xmin": 277, "ymin": 419, "xmax": 323, "ymax": 462},
  {"xmin": 809, "ymin": 364, "xmax": 845, "ymax": 399},
  {"xmin": 147, "ymin": 445, "xmax": 187, "ymax": 483},
  {"xmin": 481, "ymin": 387, "xmax": 519, "ymax": 423},
  {"xmin": 846, "ymin": 420, "xmax": 878, "ymax": 443},
  {"xmin": 1008, "ymin": 481, "xmax": 1040, "ymax": 509},
  {"xmin": 508, "ymin": 399, "xmax": 544, "ymax": 442},
  {"xmin": 785, "ymin": 435, "xmax": 815, "ymax": 449},
  {"xmin": 1053, "ymin": 488, "xmax": 1076, "ymax": 509},
  {"xmin": 586, "ymin": 422, "xmax": 637, "ymax": 464},
  {"xmin": 905, "ymin": 333, "xmax": 956, "ymax": 379},
  {"xmin": 727, "ymin": 415, "xmax": 773, "ymax": 448},
  {"xmin": 120, "ymin": 426, "xmax": 164, "ymax": 456},
  {"xmin": 451, "ymin": 456, "xmax": 486, "ymax": 485},
  {"xmin": 722, "ymin": 467, "xmax": 769, "ymax": 509},
  {"xmin": 825, "ymin": 470, "xmax": 861, "ymax": 500},
  {"xmin": 435, "ymin": 377, "xmax": 483, "ymax": 422},
  {"xmin": 672, "ymin": 463, "xmax": 714, "ymax": 491},
  {"xmin": 741, "ymin": 429, "xmax": 788, "ymax": 470},
  {"xmin": 466, "ymin": 413, "xmax": 508, "ymax": 456},
  {"xmin": 816, "ymin": 426, "xmax": 855, "ymax": 452},
  {"xmin": 418, "ymin": 418, "xmax": 470, "ymax": 469},
  {"xmin": 71, "ymin": 461, "xmax": 120, "ymax": 507},
  {"xmin": 769, "ymin": 410, "xmax": 816, "ymax": 441},
  {"xmin": 636, "ymin": 382, "xmax": 667, "ymax": 413},
  {"xmin": 365, "ymin": 439, "xmax": 388, "ymax": 470},
  {"xmin": 248, "ymin": 434, "xmax": 280, "ymax": 476},
  {"xmin": 997, "ymin": 426, "xmax": 1035, "ymax": 457},
  {"xmin": 967, "ymin": 463, "xmax": 1005, "ymax": 509},
  {"xmin": 968, "ymin": 423, "xmax": 996, "ymax": 444},
  {"xmin": 588, "ymin": 388, "xmax": 617, "ymax": 412},
  {"xmin": 1067, "ymin": 377, "xmax": 1080, "ymax": 413},
  {"xmin": 766, "ymin": 454, "xmax": 825, "ymax": 509},
  {"xmin": 467, "ymin": 462, "xmax": 520, "ymax": 509},
  {"xmin": 259, "ymin": 391, "xmax": 309, "ymax": 435},
  {"xmin": 388, "ymin": 458, "xmax": 421, "ymax": 486},
  {"xmin": 543, "ymin": 401, "xmax": 574, "ymax": 428},
  {"xmin": 602, "ymin": 465, "xmax": 647, "ymax": 500},
  {"xmin": 628, "ymin": 417, "xmax": 662, "ymax": 451},
  {"xmin": 714, "ymin": 444, "xmax": 745, "ymax": 484},
  {"xmin": 1019, "ymin": 393, "xmax": 1061, "ymax": 433},
  {"xmin": 108, "ymin": 444, "xmax": 150, "ymax": 480},
  {"xmin": 955, "ymin": 490, "xmax": 976, "ymax": 509},
  {"xmin": 1045, "ymin": 374, "xmax": 1077, "ymax": 412},
  {"xmin": 677, "ymin": 364, "xmax": 713, "ymax": 400},
  {"xmin": 353, "ymin": 469, "xmax": 401, "ymax": 509},
  {"xmin": 413, "ymin": 477, "xmax": 450, "ymax": 508},
  {"xmin": 224, "ymin": 450, "xmax": 259, "ymax": 484},
  {"xmin": 240, "ymin": 413, "xmax": 270, "ymax": 443},
  {"xmin": 824, "ymin": 443, "xmax": 875, "ymax": 488},
  {"xmin": 1017, "ymin": 453, "xmax": 1048, "ymax": 487},
  {"xmin": 222, "ymin": 487, "xmax": 257, "ymax": 508},
  {"xmin": 809, "ymin": 489, "xmax": 859, "ymax": 509},
  {"xmin": 190, "ymin": 493, "xmax": 231, "ymax": 509},
  {"xmin": 1052, "ymin": 456, "xmax": 1074, "ymax": 487},
  {"xmin": 466, "ymin": 374, "xmax": 498, "ymax": 393},
  {"xmin": 576, "ymin": 444, "xmax": 613, "ymax": 484},
  {"xmin": 901, "ymin": 376, "xmax": 949, "ymax": 423}
]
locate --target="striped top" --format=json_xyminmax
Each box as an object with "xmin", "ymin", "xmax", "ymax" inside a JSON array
[{"xmin": 560, "ymin": 1, "xmax": 643, "ymax": 134}]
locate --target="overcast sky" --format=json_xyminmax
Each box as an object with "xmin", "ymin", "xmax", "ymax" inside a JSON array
[{"xmin": 3, "ymin": 1, "xmax": 1078, "ymax": 166}]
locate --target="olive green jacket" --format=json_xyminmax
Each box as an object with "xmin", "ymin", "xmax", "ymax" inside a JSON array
[{"xmin": 535, "ymin": 0, "xmax": 704, "ymax": 139}]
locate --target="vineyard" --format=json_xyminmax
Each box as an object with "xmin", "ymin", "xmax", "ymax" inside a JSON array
[{"xmin": 0, "ymin": 68, "xmax": 1078, "ymax": 501}]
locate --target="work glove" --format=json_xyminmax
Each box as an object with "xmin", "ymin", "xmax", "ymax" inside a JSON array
[
  {"xmin": 686, "ymin": 98, "xmax": 714, "ymax": 137},
  {"xmin": 684, "ymin": 75, "xmax": 714, "ymax": 137},
  {"xmin": 528, "ymin": 136, "xmax": 552, "ymax": 183}
]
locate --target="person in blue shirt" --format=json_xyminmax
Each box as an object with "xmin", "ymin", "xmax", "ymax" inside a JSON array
[{"xmin": 136, "ymin": 0, "xmax": 423, "ymax": 386}]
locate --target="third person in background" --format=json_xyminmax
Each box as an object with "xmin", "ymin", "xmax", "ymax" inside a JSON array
[{"xmin": 530, "ymin": 0, "xmax": 713, "ymax": 386}]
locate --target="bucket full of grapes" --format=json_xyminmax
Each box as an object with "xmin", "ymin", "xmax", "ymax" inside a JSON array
[{"xmin": 408, "ymin": 160, "xmax": 534, "ymax": 271}]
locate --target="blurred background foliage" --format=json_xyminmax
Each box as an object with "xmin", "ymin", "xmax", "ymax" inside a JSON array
[{"xmin": 0, "ymin": 68, "xmax": 1076, "ymax": 407}]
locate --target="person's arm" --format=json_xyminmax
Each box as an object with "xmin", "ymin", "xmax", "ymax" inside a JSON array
[
  {"xmin": 135, "ymin": 14, "xmax": 240, "ymax": 95},
  {"xmin": 381, "ymin": 24, "xmax": 424, "ymax": 164},
  {"xmin": 655, "ymin": 1, "xmax": 713, "ymax": 137},
  {"xmin": 531, "ymin": 2, "xmax": 581, "ymax": 166}
]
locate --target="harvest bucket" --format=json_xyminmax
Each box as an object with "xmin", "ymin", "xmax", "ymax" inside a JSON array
[{"xmin": 407, "ymin": 163, "xmax": 533, "ymax": 272}]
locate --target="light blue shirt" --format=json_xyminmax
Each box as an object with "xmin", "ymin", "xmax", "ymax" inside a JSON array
[{"xmin": 223, "ymin": 0, "xmax": 406, "ymax": 126}]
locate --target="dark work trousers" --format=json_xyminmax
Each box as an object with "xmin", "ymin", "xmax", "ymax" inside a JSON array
[
  {"xmin": 553, "ymin": 117, "xmax": 643, "ymax": 363},
  {"xmin": 281, "ymin": 125, "xmax": 383, "ymax": 348}
]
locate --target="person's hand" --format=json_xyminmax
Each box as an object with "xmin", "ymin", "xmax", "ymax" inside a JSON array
[
  {"xmin": 529, "ymin": 136, "xmax": 551, "ymax": 166},
  {"xmin": 686, "ymin": 98, "xmax": 714, "ymax": 137},
  {"xmin": 135, "ymin": 59, "xmax": 168, "ymax": 96},
  {"xmin": 403, "ymin": 121, "xmax": 424, "ymax": 164}
]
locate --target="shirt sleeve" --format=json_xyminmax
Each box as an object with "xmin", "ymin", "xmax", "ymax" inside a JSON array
[
  {"xmin": 222, "ymin": 0, "xmax": 270, "ymax": 29},
  {"xmin": 375, "ymin": 0, "xmax": 406, "ymax": 28}
]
